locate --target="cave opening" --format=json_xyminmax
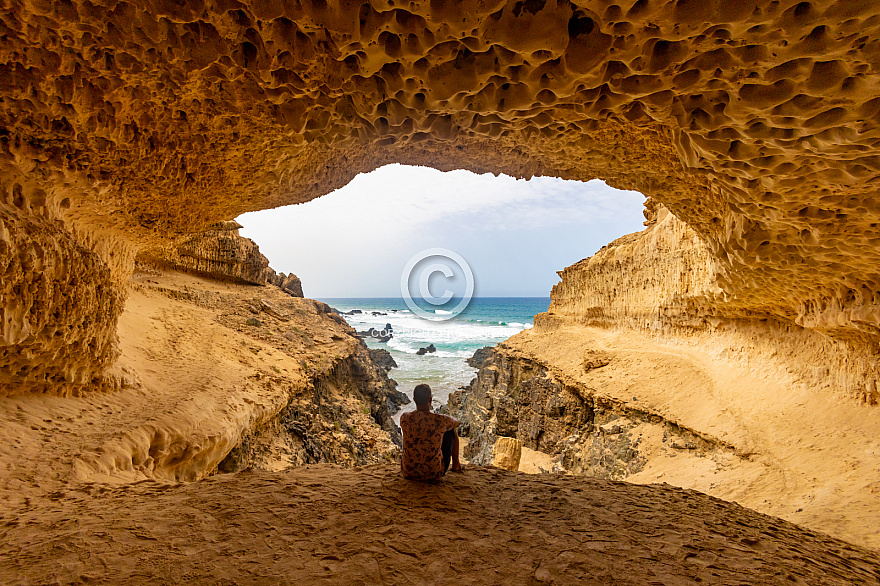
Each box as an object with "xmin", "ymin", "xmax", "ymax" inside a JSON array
[{"xmin": 236, "ymin": 163, "xmax": 647, "ymax": 419}]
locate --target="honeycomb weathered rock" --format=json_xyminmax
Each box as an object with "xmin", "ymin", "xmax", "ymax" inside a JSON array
[{"xmin": 1, "ymin": 0, "xmax": 880, "ymax": 394}]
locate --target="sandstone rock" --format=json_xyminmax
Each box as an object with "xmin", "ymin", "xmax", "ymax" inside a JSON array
[
  {"xmin": 599, "ymin": 423, "xmax": 623, "ymax": 435},
  {"xmin": 139, "ymin": 222, "xmax": 279, "ymax": 286},
  {"xmin": 4, "ymin": 1, "xmax": 880, "ymax": 398},
  {"xmin": 582, "ymin": 350, "xmax": 612, "ymax": 372},
  {"xmin": 493, "ymin": 437, "xmax": 522, "ymax": 472},
  {"xmin": 245, "ymin": 318, "xmax": 262, "ymax": 327},
  {"xmin": 280, "ymin": 274, "xmax": 304, "ymax": 298},
  {"xmin": 260, "ymin": 299, "xmax": 289, "ymax": 322}
]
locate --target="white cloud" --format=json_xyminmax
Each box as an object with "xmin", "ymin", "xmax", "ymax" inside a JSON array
[{"xmin": 238, "ymin": 164, "xmax": 646, "ymax": 298}]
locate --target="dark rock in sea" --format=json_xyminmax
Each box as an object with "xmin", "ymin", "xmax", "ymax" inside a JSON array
[
  {"xmin": 384, "ymin": 323, "xmax": 393, "ymax": 332},
  {"xmin": 245, "ymin": 317, "xmax": 262, "ymax": 327},
  {"xmin": 371, "ymin": 311, "xmax": 387, "ymax": 316},
  {"xmin": 343, "ymin": 309, "xmax": 362, "ymax": 315},
  {"xmin": 356, "ymin": 328, "xmax": 392, "ymax": 343},
  {"xmin": 369, "ymin": 348, "xmax": 398, "ymax": 371},
  {"xmin": 416, "ymin": 344, "xmax": 436, "ymax": 356},
  {"xmin": 467, "ymin": 346, "xmax": 494, "ymax": 368}
]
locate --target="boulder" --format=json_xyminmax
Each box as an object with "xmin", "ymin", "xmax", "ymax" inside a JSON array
[
  {"xmin": 467, "ymin": 346, "xmax": 494, "ymax": 368},
  {"xmin": 259, "ymin": 299, "xmax": 289, "ymax": 322},
  {"xmin": 416, "ymin": 344, "xmax": 437, "ymax": 356},
  {"xmin": 369, "ymin": 349, "xmax": 398, "ymax": 371},
  {"xmin": 493, "ymin": 437, "xmax": 522, "ymax": 471},
  {"xmin": 582, "ymin": 349, "xmax": 612, "ymax": 372},
  {"xmin": 599, "ymin": 423, "xmax": 622, "ymax": 435},
  {"xmin": 279, "ymin": 273, "xmax": 304, "ymax": 297}
]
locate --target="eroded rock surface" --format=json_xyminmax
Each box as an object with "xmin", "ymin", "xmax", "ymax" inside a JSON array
[
  {"xmin": 449, "ymin": 343, "xmax": 721, "ymax": 481},
  {"xmin": 139, "ymin": 220, "xmax": 306, "ymax": 296},
  {"xmin": 2, "ymin": 1, "xmax": 880, "ymax": 394}
]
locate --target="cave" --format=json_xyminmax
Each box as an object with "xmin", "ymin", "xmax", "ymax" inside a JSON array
[{"xmin": 2, "ymin": 1, "xmax": 880, "ymax": 582}]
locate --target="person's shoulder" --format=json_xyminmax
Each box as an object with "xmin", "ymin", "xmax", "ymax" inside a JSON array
[{"xmin": 429, "ymin": 412, "xmax": 456, "ymax": 424}]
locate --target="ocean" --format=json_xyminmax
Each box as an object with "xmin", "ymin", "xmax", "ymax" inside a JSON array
[{"xmin": 318, "ymin": 297, "xmax": 551, "ymax": 421}]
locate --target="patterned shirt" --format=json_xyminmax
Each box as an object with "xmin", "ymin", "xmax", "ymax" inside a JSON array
[{"xmin": 399, "ymin": 410, "xmax": 458, "ymax": 481}]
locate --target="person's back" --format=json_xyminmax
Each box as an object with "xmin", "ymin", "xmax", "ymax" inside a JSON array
[{"xmin": 399, "ymin": 384, "xmax": 463, "ymax": 481}]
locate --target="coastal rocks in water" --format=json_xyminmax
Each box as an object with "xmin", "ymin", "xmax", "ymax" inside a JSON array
[
  {"xmin": 468, "ymin": 347, "xmax": 494, "ymax": 368},
  {"xmin": 343, "ymin": 310, "xmax": 362, "ymax": 316},
  {"xmin": 368, "ymin": 349, "xmax": 397, "ymax": 371},
  {"xmin": 356, "ymin": 328, "xmax": 392, "ymax": 343},
  {"xmin": 493, "ymin": 437, "xmax": 522, "ymax": 471},
  {"xmin": 416, "ymin": 344, "xmax": 437, "ymax": 356}
]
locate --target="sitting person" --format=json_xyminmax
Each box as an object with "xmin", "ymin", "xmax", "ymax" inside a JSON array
[{"xmin": 399, "ymin": 384, "xmax": 464, "ymax": 481}]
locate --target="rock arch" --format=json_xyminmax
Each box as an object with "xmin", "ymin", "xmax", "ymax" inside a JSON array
[{"xmin": 1, "ymin": 0, "xmax": 879, "ymax": 396}]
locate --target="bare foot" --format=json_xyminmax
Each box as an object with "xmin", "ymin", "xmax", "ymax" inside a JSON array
[{"xmin": 451, "ymin": 463, "xmax": 465, "ymax": 473}]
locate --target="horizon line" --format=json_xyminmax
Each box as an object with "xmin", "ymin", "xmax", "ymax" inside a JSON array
[{"xmin": 315, "ymin": 295, "xmax": 552, "ymax": 299}]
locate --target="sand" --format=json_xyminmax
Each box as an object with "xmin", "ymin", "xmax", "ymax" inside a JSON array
[
  {"xmin": 2, "ymin": 464, "xmax": 879, "ymax": 585},
  {"xmin": 2, "ymin": 270, "xmax": 879, "ymax": 584},
  {"xmin": 489, "ymin": 325, "xmax": 880, "ymax": 550}
]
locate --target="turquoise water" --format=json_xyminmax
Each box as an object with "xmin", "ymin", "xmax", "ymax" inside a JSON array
[{"xmin": 319, "ymin": 297, "xmax": 550, "ymax": 421}]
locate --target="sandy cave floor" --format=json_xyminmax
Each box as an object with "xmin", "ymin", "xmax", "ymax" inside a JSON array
[
  {"xmin": 1, "ymin": 269, "xmax": 879, "ymax": 583},
  {"xmin": 2, "ymin": 463, "xmax": 880, "ymax": 585}
]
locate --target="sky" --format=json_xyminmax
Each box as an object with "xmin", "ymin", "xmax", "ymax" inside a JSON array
[{"xmin": 237, "ymin": 164, "xmax": 646, "ymax": 298}]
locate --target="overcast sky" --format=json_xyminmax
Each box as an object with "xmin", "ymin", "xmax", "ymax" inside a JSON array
[{"xmin": 238, "ymin": 164, "xmax": 646, "ymax": 298}]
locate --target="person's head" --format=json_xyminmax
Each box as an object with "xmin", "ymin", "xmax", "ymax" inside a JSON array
[{"xmin": 413, "ymin": 384, "xmax": 432, "ymax": 408}]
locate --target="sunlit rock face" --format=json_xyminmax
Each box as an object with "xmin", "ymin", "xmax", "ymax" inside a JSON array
[
  {"xmin": 1, "ymin": 0, "xmax": 880, "ymax": 394},
  {"xmin": 140, "ymin": 220, "xmax": 283, "ymax": 285}
]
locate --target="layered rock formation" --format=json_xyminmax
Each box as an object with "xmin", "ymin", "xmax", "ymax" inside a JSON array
[
  {"xmin": 2, "ymin": 1, "xmax": 880, "ymax": 398},
  {"xmin": 53, "ymin": 267, "xmax": 406, "ymax": 483},
  {"xmin": 448, "ymin": 200, "xmax": 880, "ymax": 547},
  {"xmin": 139, "ymin": 220, "xmax": 305, "ymax": 295}
]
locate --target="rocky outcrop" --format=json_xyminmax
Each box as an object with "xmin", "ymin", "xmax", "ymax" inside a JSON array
[
  {"xmin": 467, "ymin": 347, "xmax": 495, "ymax": 368},
  {"xmin": 279, "ymin": 273, "xmax": 304, "ymax": 298},
  {"xmin": 138, "ymin": 221, "xmax": 274, "ymax": 285},
  {"xmin": 542, "ymin": 203, "xmax": 880, "ymax": 405},
  {"xmin": 448, "ymin": 346, "xmax": 724, "ymax": 480},
  {"xmin": 218, "ymin": 347, "xmax": 406, "ymax": 473},
  {"xmin": 138, "ymin": 221, "xmax": 305, "ymax": 296},
  {"xmin": 65, "ymin": 269, "xmax": 405, "ymax": 483},
  {"xmin": 368, "ymin": 348, "xmax": 397, "ymax": 371}
]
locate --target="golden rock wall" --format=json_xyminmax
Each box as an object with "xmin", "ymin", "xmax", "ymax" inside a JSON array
[
  {"xmin": 1, "ymin": 0, "xmax": 880, "ymax": 393},
  {"xmin": 140, "ymin": 220, "xmax": 282, "ymax": 285},
  {"xmin": 540, "ymin": 202, "xmax": 880, "ymax": 403}
]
